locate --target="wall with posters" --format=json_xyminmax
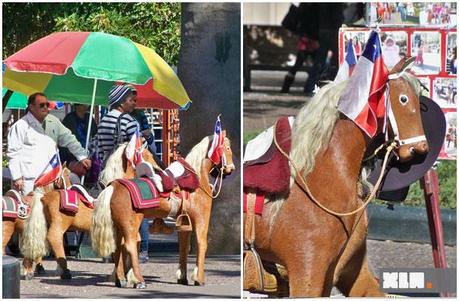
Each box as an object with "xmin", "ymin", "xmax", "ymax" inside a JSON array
[{"xmin": 339, "ymin": 26, "xmax": 457, "ymax": 160}]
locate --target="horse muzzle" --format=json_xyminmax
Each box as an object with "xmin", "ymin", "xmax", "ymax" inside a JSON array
[
  {"xmin": 397, "ymin": 140, "xmax": 429, "ymax": 162},
  {"xmin": 224, "ymin": 164, "xmax": 236, "ymax": 174}
]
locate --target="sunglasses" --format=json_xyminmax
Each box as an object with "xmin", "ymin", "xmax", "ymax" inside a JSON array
[{"xmin": 37, "ymin": 102, "xmax": 50, "ymax": 109}]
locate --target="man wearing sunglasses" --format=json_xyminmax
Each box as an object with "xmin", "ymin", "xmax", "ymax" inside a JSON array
[{"xmin": 7, "ymin": 92, "xmax": 92, "ymax": 194}]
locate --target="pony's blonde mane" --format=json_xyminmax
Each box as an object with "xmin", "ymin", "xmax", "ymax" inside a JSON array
[
  {"xmin": 290, "ymin": 80, "xmax": 348, "ymax": 178},
  {"xmin": 401, "ymin": 72, "xmax": 422, "ymax": 96},
  {"xmin": 185, "ymin": 136, "xmax": 212, "ymax": 174},
  {"xmin": 99, "ymin": 143, "xmax": 128, "ymax": 185}
]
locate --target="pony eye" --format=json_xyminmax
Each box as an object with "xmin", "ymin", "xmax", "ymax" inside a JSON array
[{"xmin": 399, "ymin": 95, "xmax": 409, "ymax": 105}]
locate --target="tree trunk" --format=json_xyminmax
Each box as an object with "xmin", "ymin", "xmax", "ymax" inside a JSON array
[{"xmin": 178, "ymin": 3, "xmax": 240, "ymax": 255}]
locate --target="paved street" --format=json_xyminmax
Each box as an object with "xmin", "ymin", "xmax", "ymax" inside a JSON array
[{"xmin": 19, "ymin": 255, "xmax": 240, "ymax": 298}]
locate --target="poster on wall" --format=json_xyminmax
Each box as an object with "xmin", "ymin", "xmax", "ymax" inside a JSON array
[
  {"xmin": 368, "ymin": 2, "xmax": 457, "ymax": 27},
  {"xmin": 432, "ymin": 77, "xmax": 457, "ymax": 109},
  {"xmin": 342, "ymin": 31, "xmax": 369, "ymax": 58},
  {"xmin": 380, "ymin": 31, "xmax": 408, "ymax": 69},
  {"xmin": 410, "ymin": 31, "xmax": 441, "ymax": 75},
  {"xmin": 440, "ymin": 110, "xmax": 457, "ymax": 160},
  {"xmin": 446, "ymin": 32, "xmax": 457, "ymax": 75}
]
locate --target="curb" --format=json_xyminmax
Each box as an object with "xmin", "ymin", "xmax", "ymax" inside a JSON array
[{"xmin": 367, "ymin": 204, "xmax": 456, "ymax": 246}]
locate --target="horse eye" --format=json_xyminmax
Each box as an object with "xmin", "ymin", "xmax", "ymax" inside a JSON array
[{"xmin": 399, "ymin": 95, "xmax": 409, "ymax": 105}]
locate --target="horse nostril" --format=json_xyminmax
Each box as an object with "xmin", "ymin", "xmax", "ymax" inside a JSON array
[{"xmin": 409, "ymin": 146, "xmax": 416, "ymax": 155}]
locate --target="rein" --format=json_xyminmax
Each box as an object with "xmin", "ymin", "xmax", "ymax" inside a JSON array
[
  {"xmin": 182, "ymin": 156, "xmax": 226, "ymax": 199},
  {"xmin": 273, "ymin": 120, "xmax": 397, "ymax": 217}
]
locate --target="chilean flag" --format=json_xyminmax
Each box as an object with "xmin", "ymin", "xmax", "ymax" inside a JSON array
[
  {"xmin": 334, "ymin": 40, "xmax": 357, "ymax": 83},
  {"xmin": 125, "ymin": 127, "xmax": 143, "ymax": 167},
  {"xmin": 208, "ymin": 115, "xmax": 224, "ymax": 165},
  {"xmin": 34, "ymin": 153, "xmax": 62, "ymax": 187},
  {"xmin": 337, "ymin": 31, "xmax": 389, "ymax": 138}
]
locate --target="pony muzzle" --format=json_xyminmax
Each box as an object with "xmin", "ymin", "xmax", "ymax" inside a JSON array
[{"xmin": 397, "ymin": 140, "xmax": 429, "ymax": 162}]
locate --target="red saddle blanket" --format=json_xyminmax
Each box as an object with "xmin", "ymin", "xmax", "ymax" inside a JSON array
[
  {"xmin": 59, "ymin": 186, "xmax": 94, "ymax": 214},
  {"xmin": 117, "ymin": 178, "xmax": 160, "ymax": 210},
  {"xmin": 2, "ymin": 190, "xmax": 30, "ymax": 219},
  {"xmin": 244, "ymin": 116, "xmax": 292, "ymax": 194},
  {"xmin": 2, "ymin": 196, "xmax": 19, "ymax": 218}
]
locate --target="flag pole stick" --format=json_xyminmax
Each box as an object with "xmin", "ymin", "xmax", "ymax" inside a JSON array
[{"xmin": 81, "ymin": 78, "xmax": 98, "ymax": 184}]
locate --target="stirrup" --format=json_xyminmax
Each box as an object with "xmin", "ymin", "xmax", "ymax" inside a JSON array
[{"xmin": 175, "ymin": 213, "xmax": 192, "ymax": 232}]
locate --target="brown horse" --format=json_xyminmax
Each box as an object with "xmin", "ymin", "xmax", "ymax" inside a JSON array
[
  {"xmin": 3, "ymin": 167, "xmax": 71, "ymax": 279},
  {"xmin": 19, "ymin": 144, "xmax": 159, "ymax": 279},
  {"xmin": 91, "ymin": 132, "xmax": 235, "ymax": 288},
  {"xmin": 244, "ymin": 58, "xmax": 429, "ymax": 297}
]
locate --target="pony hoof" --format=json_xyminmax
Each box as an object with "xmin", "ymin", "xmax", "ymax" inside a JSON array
[
  {"xmin": 115, "ymin": 279, "xmax": 128, "ymax": 288},
  {"xmin": 35, "ymin": 264, "xmax": 46, "ymax": 275},
  {"xmin": 24, "ymin": 273, "xmax": 34, "ymax": 280},
  {"xmin": 194, "ymin": 281, "xmax": 204, "ymax": 286},
  {"xmin": 60, "ymin": 269, "xmax": 72, "ymax": 280},
  {"xmin": 177, "ymin": 278, "xmax": 189, "ymax": 285},
  {"xmin": 134, "ymin": 282, "xmax": 146, "ymax": 289}
]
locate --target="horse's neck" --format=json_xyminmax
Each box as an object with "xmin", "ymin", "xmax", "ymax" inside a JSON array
[
  {"xmin": 198, "ymin": 159, "xmax": 213, "ymax": 192},
  {"xmin": 308, "ymin": 119, "xmax": 368, "ymax": 197}
]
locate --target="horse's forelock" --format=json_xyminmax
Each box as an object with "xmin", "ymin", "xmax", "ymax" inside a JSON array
[
  {"xmin": 399, "ymin": 72, "xmax": 422, "ymax": 97},
  {"xmin": 290, "ymin": 81, "xmax": 348, "ymax": 179}
]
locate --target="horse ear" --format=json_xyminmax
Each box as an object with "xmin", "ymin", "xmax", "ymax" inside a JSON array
[
  {"xmin": 62, "ymin": 162, "xmax": 67, "ymax": 169},
  {"xmin": 222, "ymin": 130, "xmax": 226, "ymax": 138},
  {"xmin": 390, "ymin": 57, "xmax": 416, "ymax": 75}
]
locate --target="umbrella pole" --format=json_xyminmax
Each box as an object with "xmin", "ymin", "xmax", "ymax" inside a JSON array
[
  {"xmin": 81, "ymin": 79, "xmax": 98, "ymax": 184},
  {"xmin": 2, "ymin": 90, "xmax": 14, "ymax": 112}
]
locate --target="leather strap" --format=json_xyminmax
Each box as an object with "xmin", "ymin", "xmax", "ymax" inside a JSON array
[{"xmin": 244, "ymin": 192, "xmax": 256, "ymax": 245}]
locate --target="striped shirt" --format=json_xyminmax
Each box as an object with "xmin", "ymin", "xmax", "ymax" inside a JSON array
[{"xmin": 95, "ymin": 110, "xmax": 139, "ymax": 161}]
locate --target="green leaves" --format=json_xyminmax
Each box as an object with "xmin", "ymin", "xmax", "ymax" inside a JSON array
[{"xmin": 3, "ymin": 3, "xmax": 181, "ymax": 65}]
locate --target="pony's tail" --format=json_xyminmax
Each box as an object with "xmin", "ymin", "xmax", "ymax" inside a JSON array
[
  {"xmin": 91, "ymin": 185, "xmax": 116, "ymax": 257},
  {"xmin": 20, "ymin": 190, "xmax": 48, "ymax": 260}
]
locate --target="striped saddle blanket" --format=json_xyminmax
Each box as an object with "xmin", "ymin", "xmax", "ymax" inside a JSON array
[
  {"xmin": 117, "ymin": 178, "xmax": 160, "ymax": 210},
  {"xmin": 59, "ymin": 185, "xmax": 95, "ymax": 214},
  {"xmin": 2, "ymin": 190, "xmax": 30, "ymax": 219}
]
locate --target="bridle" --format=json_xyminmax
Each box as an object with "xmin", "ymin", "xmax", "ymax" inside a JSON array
[{"xmin": 385, "ymin": 71, "xmax": 427, "ymax": 151}]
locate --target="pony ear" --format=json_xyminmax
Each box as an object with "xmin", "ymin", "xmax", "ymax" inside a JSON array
[
  {"xmin": 62, "ymin": 161, "xmax": 67, "ymax": 169},
  {"xmin": 390, "ymin": 56, "xmax": 416, "ymax": 75},
  {"xmin": 222, "ymin": 130, "xmax": 226, "ymax": 138}
]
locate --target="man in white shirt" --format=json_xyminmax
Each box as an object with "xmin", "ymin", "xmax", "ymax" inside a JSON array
[{"xmin": 7, "ymin": 92, "xmax": 92, "ymax": 194}]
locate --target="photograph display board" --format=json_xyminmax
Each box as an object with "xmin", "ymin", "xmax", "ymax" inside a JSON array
[{"xmin": 339, "ymin": 26, "xmax": 457, "ymax": 159}]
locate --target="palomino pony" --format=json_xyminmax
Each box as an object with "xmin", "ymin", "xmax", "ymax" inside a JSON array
[
  {"xmin": 20, "ymin": 143, "xmax": 159, "ymax": 279},
  {"xmin": 3, "ymin": 167, "xmax": 71, "ymax": 279},
  {"xmin": 91, "ymin": 132, "xmax": 235, "ymax": 288},
  {"xmin": 245, "ymin": 58, "xmax": 429, "ymax": 297}
]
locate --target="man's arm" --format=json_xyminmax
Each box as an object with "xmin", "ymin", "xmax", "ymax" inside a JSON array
[{"xmin": 7, "ymin": 122, "xmax": 25, "ymax": 190}]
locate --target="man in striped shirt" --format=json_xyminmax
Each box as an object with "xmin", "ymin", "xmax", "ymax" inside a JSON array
[{"xmin": 95, "ymin": 84, "xmax": 139, "ymax": 162}]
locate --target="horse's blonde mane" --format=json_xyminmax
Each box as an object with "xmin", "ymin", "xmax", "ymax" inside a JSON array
[
  {"xmin": 290, "ymin": 80, "xmax": 348, "ymax": 178},
  {"xmin": 185, "ymin": 136, "xmax": 212, "ymax": 174},
  {"xmin": 99, "ymin": 143, "xmax": 128, "ymax": 185}
]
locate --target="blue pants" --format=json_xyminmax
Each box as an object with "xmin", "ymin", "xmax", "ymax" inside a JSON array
[{"xmin": 139, "ymin": 218, "xmax": 150, "ymax": 252}]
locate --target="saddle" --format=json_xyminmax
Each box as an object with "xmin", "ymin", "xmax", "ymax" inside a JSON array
[
  {"xmin": 59, "ymin": 185, "xmax": 95, "ymax": 214},
  {"xmin": 2, "ymin": 190, "xmax": 31, "ymax": 219},
  {"xmin": 135, "ymin": 157, "xmax": 200, "ymax": 193},
  {"xmin": 244, "ymin": 116, "xmax": 293, "ymax": 195}
]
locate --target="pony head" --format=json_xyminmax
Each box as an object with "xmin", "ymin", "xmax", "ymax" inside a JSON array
[
  {"xmin": 387, "ymin": 57, "xmax": 429, "ymax": 162},
  {"xmin": 220, "ymin": 131, "xmax": 236, "ymax": 175}
]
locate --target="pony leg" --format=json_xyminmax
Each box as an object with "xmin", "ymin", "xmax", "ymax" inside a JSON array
[
  {"xmin": 46, "ymin": 226, "xmax": 71, "ymax": 279},
  {"xmin": 177, "ymin": 231, "xmax": 191, "ymax": 285},
  {"xmin": 114, "ymin": 236, "xmax": 128, "ymax": 287},
  {"xmin": 192, "ymin": 217, "xmax": 210, "ymax": 286},
  {"xmin": 2, "ymin": 221, "xmax": 15, "ymax": 254},
  {"xmin": 335, "ymin": 255, "xmax": 384, "ymax": 297},
  {"xmin": 124, "ymin": 233, "xmax": 146, "ymax": 288},
  {"xmin": 22, "ymin": 257, "xmax": 35, "ymax": 280},
  {"xmin": 35, "ymin": 257, "xmax": 46, "ymax": 275}
]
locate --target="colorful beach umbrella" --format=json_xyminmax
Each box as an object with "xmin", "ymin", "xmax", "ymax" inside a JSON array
[
  {"xmin": 3, "ymin": 31, "xmax": 191, "ymax": 110},
  {"xmin": 3, "ymin": 32, "xmax": 191, "ymax": 173},
  {"xmin": 2, "ymin": 88, "xmax": 63, "ymax": 110}
]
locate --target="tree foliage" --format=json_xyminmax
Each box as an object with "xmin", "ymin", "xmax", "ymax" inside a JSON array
[{"xmin": 2, "ymin": 3, "xmax": 181, "ymax": 65}]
